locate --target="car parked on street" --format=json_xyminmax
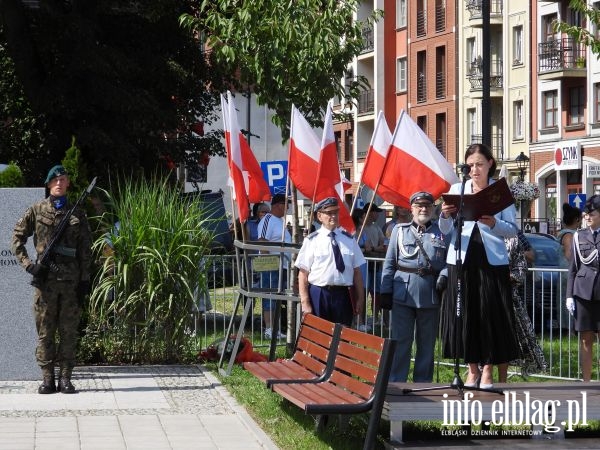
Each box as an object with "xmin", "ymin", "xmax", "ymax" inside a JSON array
[{"xmin": 523, "ymin": 233, "xmax": 569, "ymax": 333}]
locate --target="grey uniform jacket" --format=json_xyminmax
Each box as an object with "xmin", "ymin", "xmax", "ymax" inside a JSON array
[
  {"xmin": 380, "ymin": 221, "xmax": 448, "ymax": 309},
  {"xmin": 567, "ymin": 229, "xmax": 600, "ymax": 301}
]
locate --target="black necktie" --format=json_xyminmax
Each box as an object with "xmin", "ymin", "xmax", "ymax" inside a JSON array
[{"xmin": 329, "ymin": 231, "xmax": 345, "ymax": 273}]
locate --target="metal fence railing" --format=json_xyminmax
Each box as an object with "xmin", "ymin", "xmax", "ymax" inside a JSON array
[{"xmin": 195, "ymin": 254, "xmax": 589, "ymax": 381}]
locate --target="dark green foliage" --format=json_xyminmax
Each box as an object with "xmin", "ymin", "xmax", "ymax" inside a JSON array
[{"xmin": 0, "ymin": 1, "xmax": 225, "ymax": 185}]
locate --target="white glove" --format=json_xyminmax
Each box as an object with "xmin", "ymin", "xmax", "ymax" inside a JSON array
[{"xmin": 566, "ymin": 298, "xmax": 576, "ymax": 316}]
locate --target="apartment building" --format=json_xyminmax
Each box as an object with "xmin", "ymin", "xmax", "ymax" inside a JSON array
[
  {"xmin": 531, "ymin": 1, "xmax": 600, "ymax": 226},
  {"xmin": 337, "ymin": 0, "xmax": 458, "ymax": 207}
]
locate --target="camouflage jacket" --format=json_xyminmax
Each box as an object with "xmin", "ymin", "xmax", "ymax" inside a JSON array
[{"xmin": 11, "ymin": 197, "xmax": 92, "ymax": 282}]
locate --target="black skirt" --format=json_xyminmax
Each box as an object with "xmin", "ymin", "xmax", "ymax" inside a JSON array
[
  {"xmin": 574, "ymin": 298, "xmax": 600, "ymax": 332},
  {"xmin": 441, "ymin": 225, "xmax": 520, "ymax": 364}
]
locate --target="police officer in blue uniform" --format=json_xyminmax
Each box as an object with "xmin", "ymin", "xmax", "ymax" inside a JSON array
[
  {"xmin": 295, "ymin": 197, "xmax": 366, "ymax": 326},
  {"xmin": 380, "ymin": 191, "xmax": 448, "ymax": 382}
]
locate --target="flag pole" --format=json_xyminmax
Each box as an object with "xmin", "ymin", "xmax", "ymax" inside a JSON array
[{"xmin": 356, "ymin": 111, "xmax": 405, "ymax": 243}]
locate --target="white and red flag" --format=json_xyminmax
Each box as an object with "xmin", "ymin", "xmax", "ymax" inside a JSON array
[
  {"xmin": 361, "ymin": 111, "xmax": 410, "ymax": 208},
  {"xmin": 313, "ymin": 103, "xmax": 355, "ymax": 233},
  {"xmin": 288, "ymin": 105, "xmax": 321, "ymax": 199},
  {"xmin": 379, "ymin": 110, "xmax": 458, "ymax": 202},
  {"xmin": 222, "ymin": 92, "xmax": 271, "ymax": 222}
]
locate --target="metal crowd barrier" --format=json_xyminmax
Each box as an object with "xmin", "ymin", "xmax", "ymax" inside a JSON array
[{"xmin": 192, "ymin": 253, "xmax": 591, "ymax": 381}]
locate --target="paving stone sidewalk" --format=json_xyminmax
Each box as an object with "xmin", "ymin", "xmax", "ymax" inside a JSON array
[{"xmin": 0, "ymin": 365, "xmax": 278, "ymax": 450}]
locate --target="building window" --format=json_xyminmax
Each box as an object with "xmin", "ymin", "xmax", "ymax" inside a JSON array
[
  {"xmin": 542, "ymin": 14, "xmax": 558, "ymax": 42},
  {"xmin": 595, "ymin": 83, "xmax": 600, "ymax": 123},
  {"xmin": 417, "ymin": 115, "xmax": 427, "ymax": 133},
  {"xmin": 466, "ymin": 37, "xmax": 476, "ymax": 74},
  {"xmin": 396, "ymin": 0, "xmax": 407, "ymax": 28},
  {"xmin": 569, "ymin": 86, "xmax": 585, "ymax": 126},
  {"xmin": 543, "ymin": 90, "xmax": 558, "ymax": 128},
  {"xmin": 435, "ymin": 0, "xmax": 445, "ymax": 32},
  {"xmin": 417, "ymin": 51, "xmax": 427, "ymax": 102},
  {"xmin": 436, "ymin": 113, "xmax": 446, "ymax": 155},
  {"xmin": 436, "ymin": 47, "xmax": 446, "ymax": 99},
  {"xmin": 513, "ymin": 26, "xmax": 523, "ymax": 65},
  {"xmin": 513, "ymin": 101, "xmax": 523, "ymax": 139},
  {"xmin": 417, "ymin": 0, "xmax": 426, "ymax": 37},
  {"xmin": 595, "ymin": 2, "xmax": 600, "ymax": 39},
  {"xmin": 467, "ymin": 108, "xmax": 477, "ymax": 143},
  {"xmin": 396, "ymin": 57, "xmax": 407, "ymax": 92}
]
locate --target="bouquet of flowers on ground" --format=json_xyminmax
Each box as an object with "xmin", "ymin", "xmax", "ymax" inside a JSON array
[{"xmin": 510, "ymin": 180, "xmax": 540, "ymax": 201}]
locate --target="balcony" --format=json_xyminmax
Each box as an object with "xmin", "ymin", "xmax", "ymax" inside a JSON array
[
  {"xmin": 417, "ymin": 10, "xmax": 426, "ymax": 37},
  {"xmin": 417, "ymin": 73, "xmax": 427, "ymax": 103},
  {"xmin": 467, "ymin": 57, "xmax": 503, "ymax": 93},
  {"xmin": 470, "ymin": 132, "xmax": 504, "ymax": 161},
  {"xmin": 466, "ymin": 0, "xmax": 503, "ymax": 26},
  {"xmin": 538, "ymin": 38, "xmax": 587, "ymax": 80},
  {"xmin": 435, "ymin": 5, "xmax": 445, "ymax": 32},
  {"xmin": 357, "ymin": 89, "xmax": 375, "ymax": 115},
  {"xmin": 436, "ymin": 72, "xmax": 446, "ymax": 99},
  {"xmin": 361, "ymin": 26, "xmax": 374, "ymax": 54}
]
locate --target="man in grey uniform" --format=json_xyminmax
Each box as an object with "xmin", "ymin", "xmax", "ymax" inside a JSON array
[
  {"xmin": 380, "ymin": 191, "xmax": 448, "ymax": 382},
  {"xmin": 12, "ymin": 165, "xmax": 92, "ymax": 394}
]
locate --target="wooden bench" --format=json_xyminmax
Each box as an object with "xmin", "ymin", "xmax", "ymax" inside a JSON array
[
  {"xmin": 271, "ymin": 325, "xmax": 396, "ymax": 450},
  {"xmin": 243, "ymin": 314, "xmax": 341, "ymax": 387}
]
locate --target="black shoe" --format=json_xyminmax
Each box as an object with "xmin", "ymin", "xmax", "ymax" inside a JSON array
[
  {"xmin": 57, "ymin": 378, "xmax": 76, "ymax": 394},
  {"xmin": 38, "ymin": 378, "xmax": 56, "ymax": 394}
]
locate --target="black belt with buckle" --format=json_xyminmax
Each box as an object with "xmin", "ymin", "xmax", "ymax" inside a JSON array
[
  {"xmin": 395, "ymin": 265, "xmax": 437, "ymax": 277},
  {"xmin": 318, "ymin": 285, "xmax": 350, "ymax": 291}
]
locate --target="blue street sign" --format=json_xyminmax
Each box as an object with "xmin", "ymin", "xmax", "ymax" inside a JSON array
[
  {"xmin": 260, "ymin": 160, "xmax": 288, "ymax": 195},
  {"xmin": 569, "ymin": 193, "xmax": 586, "ymax": 211}
]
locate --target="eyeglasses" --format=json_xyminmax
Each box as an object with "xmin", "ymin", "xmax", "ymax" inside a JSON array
[
  {"xmin": 412, "ymin": 203, "xmax": 433, "ymax": 210},
  {"xmin": 319, "ymin": 209, "xmax": 340, "ymax": 216}
]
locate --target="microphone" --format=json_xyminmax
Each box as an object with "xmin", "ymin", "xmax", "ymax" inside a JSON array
[{"xmin": 458, "ymin": 164, "xmax": 471, "ymax": 177}]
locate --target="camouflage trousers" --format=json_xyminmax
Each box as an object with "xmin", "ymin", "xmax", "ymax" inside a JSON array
[{"xmin": 33, "ymin": 280, "xmax": 81, "ymax": 370}]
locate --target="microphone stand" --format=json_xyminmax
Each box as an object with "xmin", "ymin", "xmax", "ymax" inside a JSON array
[{"xmin": 402, "ymin": 165, "xmax": 503, "ymax": 396}]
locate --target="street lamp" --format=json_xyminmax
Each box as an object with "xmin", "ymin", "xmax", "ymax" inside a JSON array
[{"xmin": 515, "ymin": 151, "xmax": 530, "ymax": 230}]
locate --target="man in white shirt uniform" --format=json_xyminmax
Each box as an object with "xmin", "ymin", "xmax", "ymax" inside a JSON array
[{"xmin": 295, "ymin": 197, "xmax": 366, "ymax": 326}]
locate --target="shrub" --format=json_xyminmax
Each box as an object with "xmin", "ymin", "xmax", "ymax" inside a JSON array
[{"xmin": 85, "ymin": 177, "xmax": 216, "ymax": 363}]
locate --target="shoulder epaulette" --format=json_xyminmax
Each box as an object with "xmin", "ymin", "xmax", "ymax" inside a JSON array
[
  {"xmin": 340, "ymin": 230, "xmax": 353, "ymax": 238},
  {"xmin": 307, "ymin": 231, "xmax": 319, "ymax": 239}
]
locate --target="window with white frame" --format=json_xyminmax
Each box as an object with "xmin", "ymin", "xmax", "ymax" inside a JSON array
[
  {"xmin": 513, "ymin": 26, "xmax": 523, "ymax": 65},
  {"xmin": 513, "ymin": 100, "xmax": 523, "ymax": 139},
  {"xmin": 397, "ymin": 0, "xmax": 407, "ymax": 28},
  {"xmin": 466, "ymin": 38, "xmax": 476, "ymax": 73},
  {"xmin": 467, "ymin": 108, "xmax": 477, "ymax": 143},
  {"xmin": 396, "ymin": 57, "xmax": 407, "ymax": 92},
  {"xmin": 543, "ymin": 90, "xmax": 558, "ymax": 128}
]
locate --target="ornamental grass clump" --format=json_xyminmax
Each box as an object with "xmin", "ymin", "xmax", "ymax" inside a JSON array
[{"xmin": 88, "ymin": 178, "xmax": 215, "ymax": 363}]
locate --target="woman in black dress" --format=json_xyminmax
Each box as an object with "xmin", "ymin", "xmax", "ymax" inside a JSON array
[{"xmin": 439, "ymin": 144, "xmax": 520, "ymax": 388}]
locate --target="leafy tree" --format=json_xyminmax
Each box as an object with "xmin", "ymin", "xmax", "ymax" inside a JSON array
[
  {"xmin": 180, "ymin": 0, "xmax": 382, "ymax": 139},
  {"xmin": 0, "ymin": 1, "xmax": 225, "ymax": 185},
  {"xmin": 554, "ymin": 1, "xmax": 600, "ymax": 56},
  {"xmin": 0, "ymin": 161, "xmax": 24, "ymax": 186}
]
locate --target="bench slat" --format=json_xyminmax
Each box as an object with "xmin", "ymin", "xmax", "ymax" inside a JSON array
[{"xmin": 243, "ymin": 314, "xmax": 341, "ymax": 387}]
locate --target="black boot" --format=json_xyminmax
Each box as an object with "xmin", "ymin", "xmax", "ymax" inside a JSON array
[
  {"xmin": 57, "ymin": 367, "xmax": 76, "ymax": 394},
  {"xmin": 57, "ymin": 377, "xmax": 76, "ymax": 394},
  {"xmin": 38, "ymin": 367, "xmax": 56, "ymax": 394}
]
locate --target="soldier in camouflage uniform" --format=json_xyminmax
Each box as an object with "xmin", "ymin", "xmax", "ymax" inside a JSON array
[{"xmin": 12, "ymin": 165, "xmax": 92, "ymax": 394}]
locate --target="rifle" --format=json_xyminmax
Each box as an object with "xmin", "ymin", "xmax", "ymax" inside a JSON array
[{"xmin": 31, "ymin": 177, "xmax": 97, "ymax": 288}]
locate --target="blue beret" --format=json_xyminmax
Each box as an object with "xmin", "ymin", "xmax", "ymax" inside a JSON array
[
  {"xmin": 314, "ymin": 197, "xmax": 338, "ymax": 212},
  {"xmin": 45, "ymin": 165, "xmax": 68, "ymax": 184},
  {"xmin": 409, "ymin": 191, "xmax": 434, "ymax": 204}
]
